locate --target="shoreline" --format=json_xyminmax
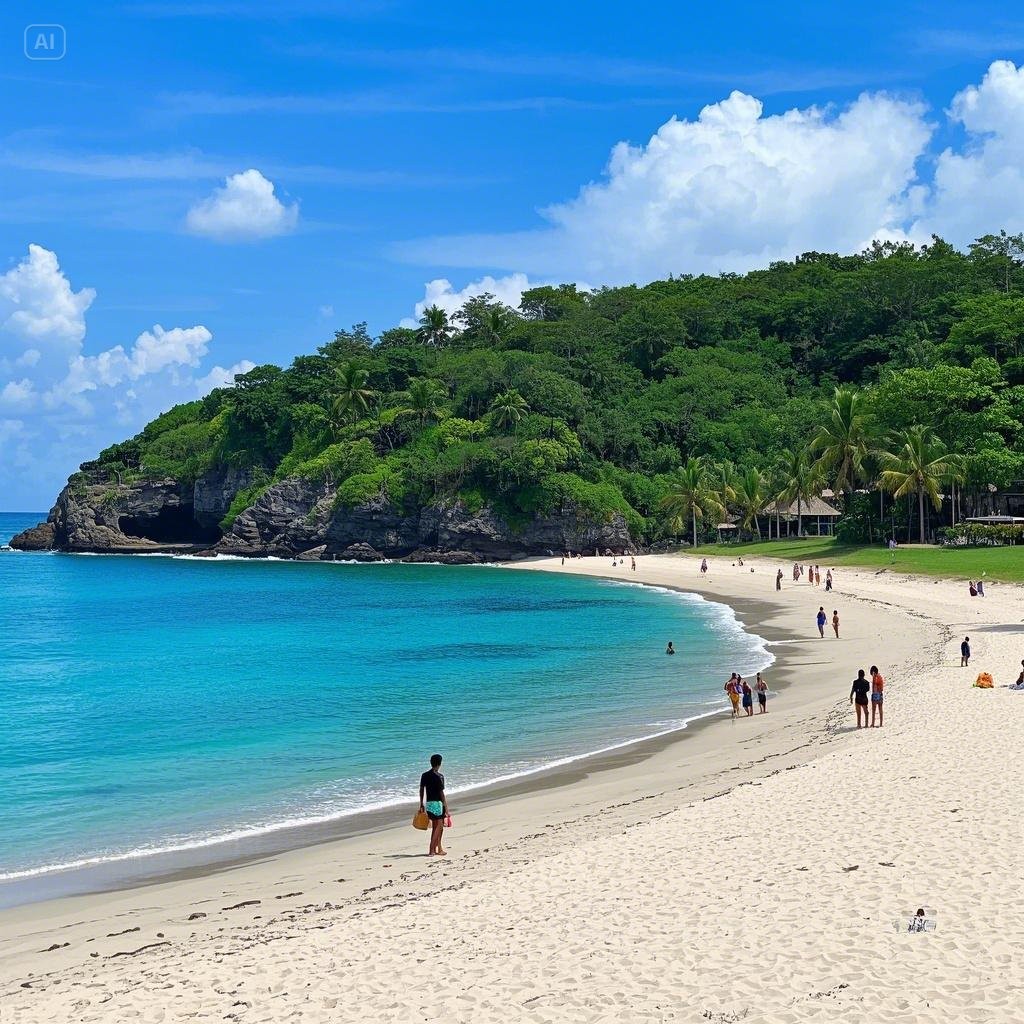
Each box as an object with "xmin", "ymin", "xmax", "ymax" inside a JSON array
[
  {"xmin": 6, "ymin": 551, "xmax": 1020, "ymax": 1022},
  {"xmin": 0, "ymin": 562, "xmax": 780, "ymax": 907}
]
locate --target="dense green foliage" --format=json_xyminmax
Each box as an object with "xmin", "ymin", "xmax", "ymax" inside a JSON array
[{"xmin": 84, "ymin": 234, "xmax": 1024, "ymax": 542}]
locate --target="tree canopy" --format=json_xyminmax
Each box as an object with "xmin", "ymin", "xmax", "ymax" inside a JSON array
[{"xmin": 84, "ymin": 234, "xmax": 1024, "ymax": 540}]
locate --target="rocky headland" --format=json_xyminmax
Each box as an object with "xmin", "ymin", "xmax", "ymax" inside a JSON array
[{"xmin": 10, "ymin": 466, "xmax": 635, "ymax": 562}]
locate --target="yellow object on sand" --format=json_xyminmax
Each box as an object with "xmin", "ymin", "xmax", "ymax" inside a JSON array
[{"xmin": 974, "ymin": 672, "xmax": 994, "ymax": 688}]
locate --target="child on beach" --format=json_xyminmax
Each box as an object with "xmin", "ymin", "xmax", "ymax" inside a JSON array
[
  {"xmin": 755, "ymin": 673, "xmax": 768, "ymax": 713},
  {"xmin": 816, "ymin": 607, "xmax": 827, "ymax": 637}
]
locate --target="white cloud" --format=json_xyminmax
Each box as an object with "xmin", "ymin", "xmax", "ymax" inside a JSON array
[
  {"xmin": 396, "ymin": 89, "xmax": 933, "ymax": 283},
  {"xmin": 400, "ymin": 272, "xmax": 536, "ymax": 327},
  {"xmin": 0, "ymin": 244, "xmax": 95, "ymax": 347},
  {"xmin": 0, "ymin": 244, "xmax": 252, "ymax": 509},
  {"xmin": 318, "ymin": 304, "xmax": 334, "ymax": 319},
  {"xmin": 194, "ymin": 359, "xmax": 257, "ymax": 395},
  {"xmin": 48, "ymin": 324, "xmax": 213, "ymax": 403},
  {"xmin": 185, "ymin": 168, "xmax": 298, "ymax": 241},
  {"xmin": 0, "ymin": 378, "xmax": 35, "ymax": 409},
  {"xmin": 919, "ymin": 60, "xmax": 1024, "ymax": 242}
]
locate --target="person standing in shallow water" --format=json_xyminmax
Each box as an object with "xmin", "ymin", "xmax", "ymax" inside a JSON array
[{"xmin": 419, "ymin": 753, "xmax": 448, "ymax": 857}]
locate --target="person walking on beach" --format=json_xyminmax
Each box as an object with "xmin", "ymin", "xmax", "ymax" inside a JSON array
[
  {"xmin": 793, "ymin": 563, "xmax": 799, "ymax": 582},
  {"xmin": 419, "ymin": 754, "xmax": 449, "ymax": 857},
  {"xmin": 816, "ymin": 606, "xmax": 827, "ymax": 638},
  {"xmin": 870, "ymin": 665, "xmax": 884, "ymax": 727},
  {"xmin": 961, "ymin": 637, "xmax": 971, "ymax": 667},
  {"xmin": 832, "ymin": 609, "xmax": 840, "ymax": 638},
  {"xmin": 741, "ymin": 677, "xmax": 754, "ymax": 717},
  {"xmin": 724, "ymin": 674, "xmax": 740, "ymax": 718},
  {"xmin": 850, "ymin": 669, "xmax": 870, "ymax": 729},
  {"xmin": 631, "ymin": 555, "xmax": 636, "ymax": 571},
  {"xmin": 701, "ymin": 558, "xmax": 708, "ymax": 575},
  {"xmin": 755, "ymin": 672, "xmax": 768, "ymax": 713},
  {"xmin": 825, "ymin": 569, "xmax": 833, "ymax": 592},
  {"xmin": 776, "ymin": 569, "xmax": 783, "ymax": 591},
  {"xmin": 814, "ymin": 565, "xmax": 821, "ymax": 586}
]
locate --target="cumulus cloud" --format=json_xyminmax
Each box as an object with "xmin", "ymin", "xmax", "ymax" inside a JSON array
[
  {"xmin": 194, "ymin": 359, "xmax": 257, "ymax": 395},
  {"xmin": 0, "ymin": 244, "xmax": 95, "ymax": 349},
  {"xmin": 185, "ymin": 168, "xmax": 299, "ymax": 241},
  {"xmin": 0, "ymin": 245, "xmax": 251, "ymax": 509},
  {"xmin": 400, "ymin": 272, "xmax": 537, "ymax": 327},
  {"xmin": 398, "ymin": 90, "xmax": 934, "ymax": 284},
  {"xmin": 918, "ymin": 60, "xmax": 1024, "ymax": 242},
  {"xmin": 48, "ymin": 324, "xmax": 213, "ymax": 404}
]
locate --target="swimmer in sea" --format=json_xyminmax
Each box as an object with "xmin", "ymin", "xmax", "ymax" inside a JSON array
[{"xmin": 666, "ymin": 641, "xmax": 675, "ymax": 655}]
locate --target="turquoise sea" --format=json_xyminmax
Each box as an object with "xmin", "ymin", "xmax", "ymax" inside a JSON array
[{"xmin": 0, "ymin": 512, "xmax": 769, "ymax": 899}]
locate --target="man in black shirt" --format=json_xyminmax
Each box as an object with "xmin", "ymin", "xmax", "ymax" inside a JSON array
[
  {"xmin": 419, "ymin": 753, "xmax": 448, "ymax": 856},
  {"xmin": 850, "ymin": 669, "xmax": 870, "ymax": 729},
  {"xmin": 961, "ymin": 637, "xmax": 971, "ymax": 667}
]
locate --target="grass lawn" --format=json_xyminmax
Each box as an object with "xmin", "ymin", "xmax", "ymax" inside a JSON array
[{"xmin": 693, "ymin": 537, "xmax": 1024, "ymax": 582}]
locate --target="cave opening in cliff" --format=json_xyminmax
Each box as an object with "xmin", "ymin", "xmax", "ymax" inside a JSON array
[{"xmin": 119, "ymin": 505, "xmax": 221, "ymax": 544}]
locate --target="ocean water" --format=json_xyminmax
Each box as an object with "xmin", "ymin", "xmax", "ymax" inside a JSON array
[{"xmin": 0, "ymin": 512, "xmax": 769, "ymax": 891}]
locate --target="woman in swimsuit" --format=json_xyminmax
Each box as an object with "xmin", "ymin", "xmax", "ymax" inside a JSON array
[
  {"xmin": 870, "ymin": 665, "xmax": 884, "ymax": 727},
  {"xmin": 741, "ymin": 677, "xmax": 754, "ymax": 717}
]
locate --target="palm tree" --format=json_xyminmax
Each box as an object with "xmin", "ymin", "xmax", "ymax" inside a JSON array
[
  {"xmin": 331, "ymin": 361, "xmax": 375, "ymax": 431},
  {"xmin": 734, "ymin": 467, "xmax": 768, "ymax": 539},
  {"xmin": 401, "ymin": 377, "xmax": 447, "ymax": 428},
  {"xmin": 417, "ymin": 305, "xmax": 452, "ymax": 348},
  {"xmin": 713, "ymin": 460, "xmax": 739, "ymax": 509},
  {"xmin": 878, "ymin": 425, "xmax": 960, "ymax": 543},
  {"xmin": 659, "ymin": 457, "xmax": 726, "ymax": 550},
  {"xmin": 480, "ymin": 307, "xmax": 513, "ymax": 346},
  {"xmin": 489, "ymin": 388, "xmax": 529, "ymax": 432},
  {"xmin": 810, "ymin": 386, "xmax": 874, "ymax": 498},
  {"xmin": 778, "ymin": 446, "xmax": 821, "ymax": 538}
]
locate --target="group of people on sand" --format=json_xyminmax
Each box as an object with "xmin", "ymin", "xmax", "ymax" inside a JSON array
[
  {"xmin": 792, "ymin": 563, "xmax": 832, "ymax": 590},
  {"xmin": 723, "ymin": 671, "xmax": 770, "ymax": 717},
  {"xmin": 968, "ymin": 579, "xmax": 986, "ymax": 597},
  {"xmin": 815, "ymin": 606, "xmax": 841, "ymax": 638},
  {"xmin": 849, "ymin": 666, "xmax": 885, "ymax": 728}
]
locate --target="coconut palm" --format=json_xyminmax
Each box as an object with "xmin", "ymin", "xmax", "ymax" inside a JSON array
[
  {"xmin": 480, "ymin": 307, "xmax": 514, "ymax": 346},
  {"xmin": 489, "ymin": 388, "xmax": 529, "ymax": 432},
  {"xmin": 778, "ymin": 446, "xmax": 821, "ymax": 538},
  {"xmin": 713, "ymin": 460, "xmax": 739, "ymax": 509},
  {"xmin": 330, "ymin": 361, "xmax": 375, "ymax": 432},
  {"xmin": 417, "ymin": 304, "xmax": 453, "ymax": 348},
  {"xmin": 401, "ymin": 377, "xmax": 447, "ymax": 428},
  {"xmin": 734, "ymin": 467, "xmax": 768, "ymax": 539},
  {"xmin": 659, "ymin": 457, "xmax": 726, "ymax": 550},
  {"xmin": 878, "ymin": 425, "xmax": 960, "ymax": 543},
  {"xmin": 810, "ymin": 386, "xmax": 874, "ymax": 497}
]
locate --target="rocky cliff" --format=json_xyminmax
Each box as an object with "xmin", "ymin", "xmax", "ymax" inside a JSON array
[{"xmin": 10, "ymin": 468, "xmax": 636, "ymax": 560}]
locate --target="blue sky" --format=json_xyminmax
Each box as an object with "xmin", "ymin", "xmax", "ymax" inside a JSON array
[{"xmin": 3, "ymin": 1, "xmax": 1024, "ymax": 509}]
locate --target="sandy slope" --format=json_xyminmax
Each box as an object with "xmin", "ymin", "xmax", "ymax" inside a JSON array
[{"xmin": 2, "ymin": 553, "xmax": 1022, "ymax": 1023}]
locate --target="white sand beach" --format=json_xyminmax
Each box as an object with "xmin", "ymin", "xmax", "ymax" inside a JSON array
[{"xmin": 2, "ymin": 553, "xmax": 1023, "ymax": 1023}]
